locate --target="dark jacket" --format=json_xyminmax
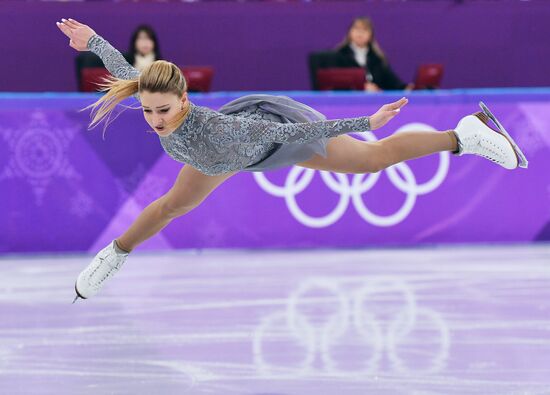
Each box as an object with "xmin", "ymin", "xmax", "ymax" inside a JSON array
[{"xmin": 336, "ymin": 44, "xmax": 407, "ymax": 90}]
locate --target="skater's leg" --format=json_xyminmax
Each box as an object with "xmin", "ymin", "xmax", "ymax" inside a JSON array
[
  {"xmin": 116, "ymin": 165, "xmax": 235, "ymax": 252},
  {"xmin": 297, "ymin": 130, "xmax": 457, "ymax": 174},
  {"xmin": 74, "ymin": 165, "xmax": 234, "ymax": 300}
]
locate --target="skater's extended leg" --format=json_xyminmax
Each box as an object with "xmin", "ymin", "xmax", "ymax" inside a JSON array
[
  {"xmin": 117, "ymin": 166, "xmax": 235, "ymax": 252},
  {"xmin": 298, "ymin": 130, "xmax": 457, "ymax": 174},
  {"xmin": 74, "ymin": 165, "xmax": 234, "ymax": 300}
]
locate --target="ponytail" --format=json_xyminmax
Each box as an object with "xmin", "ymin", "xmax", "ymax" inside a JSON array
[{"xmin": 80, "ymin": 75, "xmax": 139, "ymax": 137}]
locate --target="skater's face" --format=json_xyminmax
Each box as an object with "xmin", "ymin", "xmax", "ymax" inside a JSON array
[
  {"xmin": 141, "ymin": 91, "xmax": 188, "ymax": 137},
  {"xmin": 349, "ymin": 22, "xmax": 372, "ymax": 47},
  {"xmin": 135, "ymin": 31, "xmax": 155, "ymax": 56}
]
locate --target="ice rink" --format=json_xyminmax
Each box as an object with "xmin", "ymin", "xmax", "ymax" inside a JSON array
[{"xmin": 1, "ymin": 244, "xmax": 549, "ymax": 394}]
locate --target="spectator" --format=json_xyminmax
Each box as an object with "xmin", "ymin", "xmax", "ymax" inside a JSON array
[
  {"xmin": 336, "ymin": 17, "xmax": 413, "ymax": 92},
  {"xmin": 125, "ymin": 25, "xmax": 162, "ymax": 72}
]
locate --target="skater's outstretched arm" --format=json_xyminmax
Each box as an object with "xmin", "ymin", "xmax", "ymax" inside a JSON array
[
  {"xmin": 57, "ymin": 18, "xmax": 140, "ymax": 81},
  {"xmin": 205, "ymin": 98, "xmax": 408, "ymax": 145},
  {"xmin": 115, "ymin": 165, "xmax": 235, "ymax": 252}
]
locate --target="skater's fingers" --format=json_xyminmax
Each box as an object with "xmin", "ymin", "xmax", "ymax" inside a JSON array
[
  {"xmin": 62, "ymin": 18, "xmax": 80, "ymax": 30},
  {"xmin": 393, "ymin": 100, "xmax": 408, "ymax": 113},
  {"xmin": 56, "ymin": 22, "xmax": 74, "ymax": 38},
  {"xmin": 67, "ymin": 18, "xmax": 86, "ymax": 27},
  {"xmin": 385, "ymin": 97, "xmax": 408, "ymax": 110},
  {"xmin": 381, "ymin": 98, "xmax": 407, "ymax": 110},
  {"xmin": 398, "ymin": 97, "xmax": 409, "ymax": 108}
]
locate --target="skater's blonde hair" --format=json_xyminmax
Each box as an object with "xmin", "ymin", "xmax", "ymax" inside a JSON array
[
  {"xmin": 81, "ymin": 60, "xmax": 188, "ymax": 136},
  {"xmin": 337, "ymin": 17, "xmax": 388, "ymax": 65}
]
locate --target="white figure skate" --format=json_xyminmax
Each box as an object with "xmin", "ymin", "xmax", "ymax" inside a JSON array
[
  {"xmin": 453, "ymin": 102, "xmax": 528, "ymax": 169},
  {"xmin": 73, "ymin": 240, "xmax": 129, "ymax": 302}
]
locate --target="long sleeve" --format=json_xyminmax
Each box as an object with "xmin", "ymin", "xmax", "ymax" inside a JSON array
[
  {"xmin": 87, "ymin": 34, "xmax": 140, "ymax": 81},
  {"xmin": 205, "ymin": 111, "xmax": 371, "ymax": 145}
]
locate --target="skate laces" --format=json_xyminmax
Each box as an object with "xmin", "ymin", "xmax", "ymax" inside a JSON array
[
  {"xmin": 463, "ymin": 114, "xmax": 508, "ymax": 165},
  {"xmin": 474, "ymin": 138, "xmax": 505, "ymax": 164},
  {"xmin": 87, "ymin": 248, "xmax": 126, "ymax": 289}
]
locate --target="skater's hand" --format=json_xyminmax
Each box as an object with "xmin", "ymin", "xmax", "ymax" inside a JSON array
[
  {"xmin": 56, "ymin": 18, "xmax": 96, "ymax": 52},
  {"xmin": 369, "ymin": 97, "xmax": 408, "ymax": 130}
]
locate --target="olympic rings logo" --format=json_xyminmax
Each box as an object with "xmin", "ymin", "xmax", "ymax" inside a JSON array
[
  {"xmin": 253, "ymin": 276, "xmax": 450, "ymax": 377},
  {"xmin": 253, "ymin": 123, "xmax": 450, "ymax": 228}
]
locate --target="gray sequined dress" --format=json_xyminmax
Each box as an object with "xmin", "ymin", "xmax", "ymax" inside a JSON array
[{"xmin": 87, "ymin": 34, "xmax": 371, "ymax": 176}]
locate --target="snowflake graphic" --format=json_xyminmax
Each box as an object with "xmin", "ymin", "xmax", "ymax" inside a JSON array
[{"xmin": 0, "ymin": 111, "xmax": 81, "ymax": 206}]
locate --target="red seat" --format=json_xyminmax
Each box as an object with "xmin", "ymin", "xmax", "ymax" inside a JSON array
[
  {"xmin": 180, "ymin": 66, "xmax": 214, "ymax": 92},
  {"xmin": 315, "ymin": 68, "xmax": 365, "ymax": 91},
  {"xmin": 79, "ymin": 67, "xmax": 111, "ymax": 92},
  {"xmin": 79, "ymin": 66, "xmax": 215, "ymax": 93},
  {"xmin": 414, "ymin": 64, "xmax": 444, "ymax": 90}
]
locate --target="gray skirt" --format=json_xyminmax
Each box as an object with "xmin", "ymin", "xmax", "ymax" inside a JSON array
[{"xmin": 217, "ymin": 94, "xmax": 329, "ymax": 172}]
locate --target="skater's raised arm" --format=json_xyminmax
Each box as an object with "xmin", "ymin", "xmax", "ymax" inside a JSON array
[
  {"xmin": 87, "ymin": 35, "xmax": 140, "ymax": 81},
  {"xmin": 205, "ymin": 97, "xmax": 408, "ymax": 145},
  {"xmin": 56, "ymin": 18, "xmax": 140, "ymax": 81}
]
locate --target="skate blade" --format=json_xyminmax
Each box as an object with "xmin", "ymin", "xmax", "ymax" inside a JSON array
[
  {"xmin": 479, "ymin": 101, "xmax": 528, "ymax": 168},
  {"xmin": 72, "ymin": 283, "xmax": 86, "ymax": 304}
]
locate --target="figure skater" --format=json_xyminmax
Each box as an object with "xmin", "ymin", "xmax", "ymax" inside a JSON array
[{"xmin": 56, "ymin": 18, "xmax": 527, "ymax": 302}]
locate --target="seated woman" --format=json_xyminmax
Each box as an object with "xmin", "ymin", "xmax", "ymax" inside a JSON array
[
  {"xmin": 124, "ymin": 24, "xmax": 162, "ymax": 71},
  {"xmin": 336, "ymin": 17, "xmax": 413, "ymax": 92}
]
